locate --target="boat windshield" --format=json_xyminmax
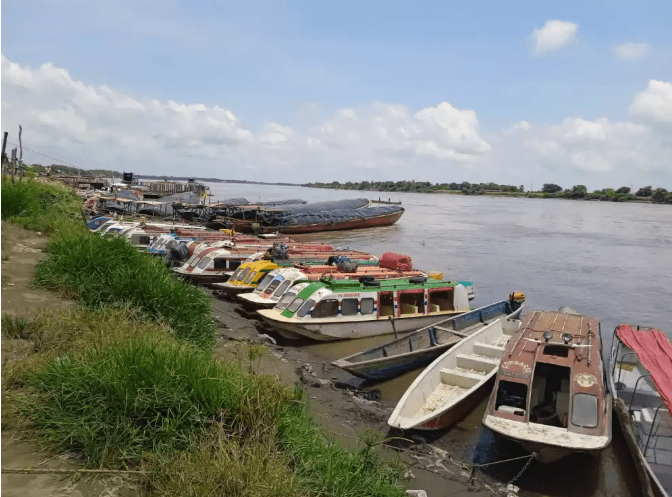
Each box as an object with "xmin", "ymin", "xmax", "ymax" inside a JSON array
[
  {"xmin": 264, "ymin": 278, "xmax": 283, "ymax": 295},
  {"xmin": 197, "ymin": 257, "xmax": 212, "ymax": 269},
  {"xmin": 287, "ymin": 297, "xmax": 304, "ymax": 313},
  {"xmin": 244, "ymin": 271, "xmax": 257, "ymax": 284},
  {"xmin": 571, "ymin": 394, "xmax": 598, "ymax": 428},
  {"xmin": 229, "ymin": 267, "xmax": 244, "ymax": 281},
  {"xmin": 256, "ymin": 274, "xmax": 275, "ymax": 291},
  {"xmin": 274, "ymin": 280, "xmax": 292, "ymax": 298},
  {"xmin": 236, "ymin": 268, "xmax": 251, "ymax": 282},
  {"xmin": 276, "ymin": 292, "xmax": 297, "ymax": 309},
  {"xmin": 296, "ymin": 299, "xmax": 315, "ymax": 318}
]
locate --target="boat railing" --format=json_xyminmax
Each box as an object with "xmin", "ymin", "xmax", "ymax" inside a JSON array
[
  {"xmin": 643, "ymin": 403, "xmax": 671, "ymax": 457},
  {"xmin": 629, "ymin": 373, "xmax": 653, "ymax": 412},
  {"xmin": 615, "ymin": 350, "xmax": 639, "ymax": 387}
]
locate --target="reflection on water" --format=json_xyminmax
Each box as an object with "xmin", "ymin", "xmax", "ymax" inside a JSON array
[{"xmin": 207, "ymin": 183, "xmax": 669, "ymax": 496}]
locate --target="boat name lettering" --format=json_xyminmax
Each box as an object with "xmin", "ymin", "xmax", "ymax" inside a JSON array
[
  {"xmin": 342, "ymin": 293, "xmax": 360, "ymax": 298},
  {"xmin": 500, "ymin": 361, "xmax": 532, "ymax": 374},
  {"xmin": 498, "ymin": 369, "xmax": 531, "ymax": 380}
]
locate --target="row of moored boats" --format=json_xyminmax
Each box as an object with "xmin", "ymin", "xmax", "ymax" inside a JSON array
[{"xmin": 90, "ymin": 214, "xmax": 671, "ymax": 497}]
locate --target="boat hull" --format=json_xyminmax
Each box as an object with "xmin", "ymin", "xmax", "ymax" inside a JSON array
[
  {"xmin": 483, "ymin": 415, "xmax": 610, "ymax": 463},
  {"xmin": 333, "ymin": 301, "xmax": 524, "ymax": 381},
  {"xmin": 257, "ymin": 310, "xmax": 466, "ymax": 341},
  {"xmin": 237, "ymin": 210, "xmax": 404, "ymax": 234}
]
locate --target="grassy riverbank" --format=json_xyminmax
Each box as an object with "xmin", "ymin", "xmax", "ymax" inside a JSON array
[{"xmin": 1, "ymin": 177, "xmax": 407, "ymax": 496}]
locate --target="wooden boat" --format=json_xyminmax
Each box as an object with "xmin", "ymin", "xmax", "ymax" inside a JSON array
[
  {"xmin": 256, "ymin": 276, "xmax": 474, "ymax": 341},
  {"xmin": 483, "ymin": 309, "xmax": 612, "ymax": 463},
  {"xmin": 387, "ymin": 315, "xmax": 523, "ymax": 430},
  {"xmin": 609, "ymin": 324, "xmax": 671, "ymax": 497},
  {"xmin": 333, "ymin": 295, "xmax": 525, "ymax": 381}
]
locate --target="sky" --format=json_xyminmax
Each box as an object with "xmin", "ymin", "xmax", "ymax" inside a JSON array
[{"xmin": 1, "ymin": 0, "xmax": 671, "ymax": 191}]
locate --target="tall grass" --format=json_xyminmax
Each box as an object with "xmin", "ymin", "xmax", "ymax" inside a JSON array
[
  {"xmin": 21, "ymin": 333, "xmax": 272, "ymax": 467},
  {"xmin": 34, "ymin": 228, "xmax": 216, "ymax": 350},
  {"xmin": 1, "ymin": 176, "xmax": 83, "ymax": 234}
]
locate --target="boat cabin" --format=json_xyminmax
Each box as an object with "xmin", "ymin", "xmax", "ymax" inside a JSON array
[{"xmin": 483, "ymin": 310, "xmax": 612, "ymax": 462}]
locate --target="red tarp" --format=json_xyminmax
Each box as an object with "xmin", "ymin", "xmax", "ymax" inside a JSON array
[
  {"xmin": 378, "ymin": 252, "xmax": 413, "ymax": 271},
  {"xmin": 616, "ymin": 324, "xmax": 672, "ymax": 413}
]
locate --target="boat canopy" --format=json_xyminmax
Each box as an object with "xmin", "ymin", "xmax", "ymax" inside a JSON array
[
  {"xmin": 616, "ymin": 324, "xmax": 672, "ymax": 412},
  {"xmin": 258, "ymin": 198, "xmax": 370, "ymax": 216}
]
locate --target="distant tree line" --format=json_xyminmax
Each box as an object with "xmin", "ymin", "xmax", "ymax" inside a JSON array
[
  {"xmin": 27, "ymin": 164, "xmax": 121, "ymax": 178},
  {"xmin": 306, "ymin": 180, "xmax": 672, "ymax": 204}
]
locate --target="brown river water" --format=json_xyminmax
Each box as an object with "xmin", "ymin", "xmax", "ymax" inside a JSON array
[{"xmin": 206, "ymin": 182, "xmax": 672, "ymax": 497}]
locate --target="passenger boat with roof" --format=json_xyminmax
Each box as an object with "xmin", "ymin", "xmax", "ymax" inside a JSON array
[
  {"xmin": 175, "ymin": 244, "xmax": 378, "ymax": 285},
  {"xmin": 609, "ymin": 324, "xmax": 671, "ymax": 497},
  {"xmin": 388, "ymin": 314, "xmax": 523, "ymax": 430},
  {"xmin": 218, "ymin": 252, "xmax": 425, "ymax": 299},
  {"xmin": 482, "ymin": 309, "xmax": 612, "ymax": 463},
  {"xmin": 333, "ymin": 294, "xmax": 525, "ymax": 381},
  {"xmin": 256, "ymin": 276, "xmax": 474, "ymax": 341}
]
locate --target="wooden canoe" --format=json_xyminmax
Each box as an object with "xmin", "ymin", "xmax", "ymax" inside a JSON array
[
  {"xmin": 388, "ymin": 316, "xmax": 522, "ymax": 431},
  {"xmin": 332, "ymin": 299, "xmax": 524, "ymax": 381}
]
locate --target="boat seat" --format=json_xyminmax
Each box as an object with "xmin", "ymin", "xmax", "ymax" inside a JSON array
[
  {"xmin": 401, "ymin": 303, "xmax": 418, "ymax": 314},
  {"xmin": 455, "ymin": 353, "xmax": 499, "ymax": 373},
  {"xmin": 380, "ymin": 305, "xmax": 394, "ymax": 316},
  {"xmin": 439, "ymin": 368, "xmax": 482, "ymax": 389},
  {"xmin": 473, "ymin": 342, "xmax": 505, "ymax": 359},
  {"xmin": 642, "ymin": 408, "xmax": 672, "ymax": 437},
  {"xmin": 430, "ymin": 304, "xmax": 441, "ymax": 313}
]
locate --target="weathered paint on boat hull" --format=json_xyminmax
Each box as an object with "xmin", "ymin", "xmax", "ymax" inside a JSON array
[{"xmin": 483, "ymin": 415, "xmax": 610, "ymax": 463}]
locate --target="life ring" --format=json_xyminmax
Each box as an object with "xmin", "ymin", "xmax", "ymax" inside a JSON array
[
  {"xmin": 409, "ymin": 276, "xmax": 427, "ymax": 284},
  {"xmin": 362, "ymin": 280, "xmax": 381, "ymax": 287},
  {"xmin": 359, "ymin": 275, "xmax": 375, "ymax": 283}
]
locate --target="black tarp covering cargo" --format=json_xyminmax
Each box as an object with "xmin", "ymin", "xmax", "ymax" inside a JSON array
[{"xmin": 268, "ymin": 205, "xmax": 404, "ymax": 227}]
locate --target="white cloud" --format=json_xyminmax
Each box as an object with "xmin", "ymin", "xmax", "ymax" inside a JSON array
[
  {"xmin": 613, "ymin": 42, "xmax": 649, "ymax": 60},
  {"xmin": 0, "ymin": 55, "xmax": 490, "ymax": 181},
  {"xmin": 629, "ymin": 80, "xmax": 672, "ymax": 125},
  {"xmin": 529, "ymin": 20, "xmax": 578, "ymax": 56},
  {"xmin": 2, "ymin": 55, "xmax": 671, "ymax": 189}
]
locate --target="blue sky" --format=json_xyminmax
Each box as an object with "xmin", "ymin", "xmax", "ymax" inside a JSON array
[{"xmin": 2, "ymin": 0, "xmax": 671, "ymax": 190}]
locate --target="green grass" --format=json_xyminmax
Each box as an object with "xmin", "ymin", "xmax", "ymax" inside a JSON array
[
  {"xmin": 3, "ymin": 177, "xmax": 406, "ymax": 496},
  {"xmin": 33, "ymin": 228, "xmax": 216, "ymax": 351},
  {"xmin": 1, "ymin": 176, "xmax": 84, "ymax": 234}
]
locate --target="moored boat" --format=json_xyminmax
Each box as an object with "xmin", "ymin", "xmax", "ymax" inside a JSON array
[
  {"xmin": 219, "ymin": 252, "xmax": 426, "ymax": 300},
  {"xmin": 256, "ymin": 276, "xmax": 474, "ymax": 341},
  {"xmin": 609, "ymin": 324, "xmax": 671, "ymax": 497},
  {"xmin": 333, "ymin": 294, "xmax": 525, "ymax": 381},
  {"xmin": 175, "ymin": 244, "xmax": 378, "ymax": 285},
  {"xmin": 483, "ymin": 309, "xmax": 612, "ymax": 463},
  {"xmin": 387, "ymin": 315, "xmax": 523, "ymax": 430}
]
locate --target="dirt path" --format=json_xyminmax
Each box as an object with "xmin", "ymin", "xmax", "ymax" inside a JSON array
[{"xmin": 1, "ymin": 222, "xmax": 139, "ymax": 497}]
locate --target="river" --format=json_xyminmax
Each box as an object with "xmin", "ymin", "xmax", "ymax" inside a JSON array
[{"xmin": 206, "ymin": 182, "xmax": 672, "ymax": 497}]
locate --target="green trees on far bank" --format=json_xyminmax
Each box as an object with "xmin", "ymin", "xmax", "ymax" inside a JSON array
[{"xmin": 306, "ymin": 180, "xmax": 672, "ymax": 204}]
